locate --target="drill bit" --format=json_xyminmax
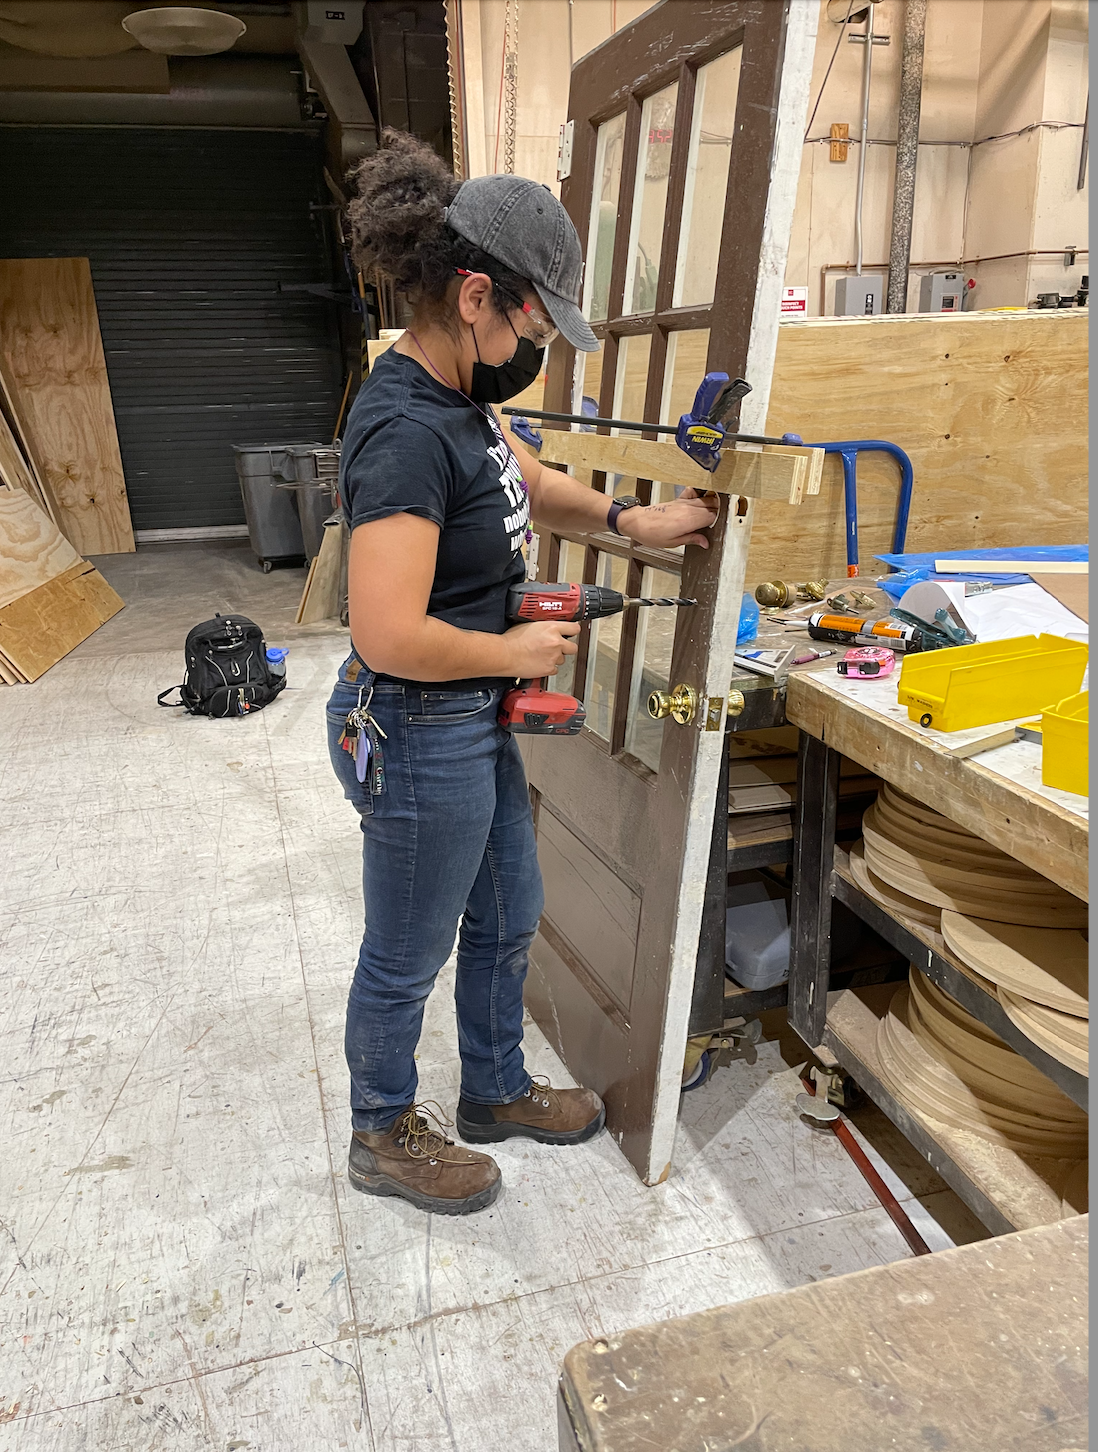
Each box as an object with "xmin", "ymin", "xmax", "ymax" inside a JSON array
[{"xmin": 624, "ymin": 597, "xmax": 697, "ymax": 608}]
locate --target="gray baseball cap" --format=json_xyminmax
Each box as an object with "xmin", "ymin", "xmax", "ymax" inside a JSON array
[{"xmin": 444, "ymin": 175, "xmax": 600, "ymax": 353}]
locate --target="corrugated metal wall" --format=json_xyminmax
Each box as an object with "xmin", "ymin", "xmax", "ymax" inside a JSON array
[{"xmin": 0, "ymin": 126, "xmax": 343, "ymax": 532}]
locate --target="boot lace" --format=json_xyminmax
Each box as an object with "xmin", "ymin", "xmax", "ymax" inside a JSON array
[
  {"xmin": 395, "ymin": 1103, "xmax": 471, "ymax": 1165},
  {"xmin": 524, "ymin": 1075, "xmax": 561, "ymax": 1112}
]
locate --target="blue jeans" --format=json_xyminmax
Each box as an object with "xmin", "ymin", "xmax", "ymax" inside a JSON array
[{"xmin": 326, "ymin": 656, "xmax": 541, "ymax": 1132}]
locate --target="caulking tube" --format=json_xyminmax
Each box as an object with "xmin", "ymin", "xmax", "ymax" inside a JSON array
[{"xmin": 807, "ymin": 611, "xmax": 921, "ymax": 651}]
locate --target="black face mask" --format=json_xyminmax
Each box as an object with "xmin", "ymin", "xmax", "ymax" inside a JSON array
[{"xmin": 468, "ymin": 321, "xmax": 544, "ymax": 405}]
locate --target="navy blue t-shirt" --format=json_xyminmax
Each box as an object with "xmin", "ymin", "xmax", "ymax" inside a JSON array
[{"xmin": 339, "ymin": 347, "xmax": 530, "ymax": 680}]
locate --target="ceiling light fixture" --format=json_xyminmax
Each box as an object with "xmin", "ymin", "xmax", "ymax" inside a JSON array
[{"xmin": 122, "ymin": 7, "xmax": 247, "ymax": 56}]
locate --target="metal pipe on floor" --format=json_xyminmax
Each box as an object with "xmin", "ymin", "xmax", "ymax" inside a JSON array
[{"xmin": 886, "ymin": 0, "xmax": 928, "ymax": 312}]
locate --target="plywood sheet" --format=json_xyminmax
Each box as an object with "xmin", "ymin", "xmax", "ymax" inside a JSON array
[
  {"xmin": 0, "ymin": 486, "xmax": 82, "ymax": 611},
  {"xmin": 0, "ymin": 258, "xmax": 134, "ymax": 554},
  {"xmin": 0, "ymin": 352, "xmax": 54, "ymax": 517},
  {"xmin": 754, "ymin": 311, "xmax": 1088, "ymax": 583},
  {"xmin": 0, "ymin": 407, "xmax": 44, "ymax": 507},
  {"xmin": 0, "ymin": 560, "xmax": 123, "ymax": 681}
]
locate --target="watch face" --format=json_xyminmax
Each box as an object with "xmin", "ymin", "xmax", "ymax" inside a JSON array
[{"xmin": 615, "ymin": 496, "xmax": 642, "ymax": 510}]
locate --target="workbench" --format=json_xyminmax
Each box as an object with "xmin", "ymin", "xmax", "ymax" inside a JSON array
[
  {"xmin": 694, "ymin": 581, "xmax": 905, "ymax": 1030},
  {"xmin": 558, "ymin": 1215, "xmax": 1088, "ymax": 1452},
  {"xmin": 784, "ymin": 667, "xmax": 1088, "ymax": 1236}
]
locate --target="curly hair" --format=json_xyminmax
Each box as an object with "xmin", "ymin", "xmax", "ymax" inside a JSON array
[{"xmin": 347, "ymin": 129, "xmax": 532, "ymax": 322}]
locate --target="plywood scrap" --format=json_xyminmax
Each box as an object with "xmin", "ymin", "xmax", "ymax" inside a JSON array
[
  {"xmin": 935, "ymin": 559, "xmax": 1087, "ymax": 575},
  {"xmin": 524, "ymin": 426, "xmax": 821, "ymax": 505},
  {"xmin": 1032, "ymin": 572, "xmax": 1089, "ymax": 623},
  {"xmin": 0, "ymin": 559, "xmax": 123, "ymax": 682},
  {"xmin": 296, "ymin": 517, "xmax": 347, "ymax": 624},
  {"xmin": 0, "ymin": 487, "xmax": 82, "ymax": 611},
  {"xmin": 0, "ymin": 258, "xmax": 134, "ymax": 555}
]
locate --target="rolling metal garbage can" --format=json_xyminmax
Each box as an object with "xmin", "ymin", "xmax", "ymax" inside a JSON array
[
  {"xmin": 231, "ymin": 442, "xmax": 341, "ymax": 571},
  {"xmin": 282, "ymin": 443, "xmax": 341, "ymax": 562}
]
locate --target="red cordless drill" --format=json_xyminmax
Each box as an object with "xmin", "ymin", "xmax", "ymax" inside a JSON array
[{"xmin": 499, "ymin": 582, "xmax": 695, "ymax": 735}]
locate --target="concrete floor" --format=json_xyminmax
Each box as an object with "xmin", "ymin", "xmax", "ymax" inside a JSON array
[{"xmin": 0, "ymin": 544, "xmax": 986, "ymax": 1450}]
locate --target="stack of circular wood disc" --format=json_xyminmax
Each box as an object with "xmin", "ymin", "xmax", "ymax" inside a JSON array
[
  {"xmin": 847, "ymin": 839, "xmax": 943, "ymax": 937},
  {"xmin": 876, "ymin": 969, "xmax": 1088, "ymax": 1157},
  {"xmin": 941, "ymin": 912, "xmax": 1088, "ymax": 1076},
  {"xmin": 860, "ymin": 785, "xmax": 1087, "ymax": 929}
]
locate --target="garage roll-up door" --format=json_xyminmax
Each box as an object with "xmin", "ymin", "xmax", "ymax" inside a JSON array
[{"xmin": 0, "ymin": 126, "xmax": 343, "ymax": 533}]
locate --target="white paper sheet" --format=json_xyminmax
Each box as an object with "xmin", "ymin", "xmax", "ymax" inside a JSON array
[{"xmin": 953, "ymin": 582, "xmax": 1089, "ymax": 644}]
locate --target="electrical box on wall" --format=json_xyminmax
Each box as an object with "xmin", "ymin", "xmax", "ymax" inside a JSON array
[
  {"xmin": 834, "ymin": 274, "xmax": 885, "ymax": 316},
  {"xmin": 298, "ymin": 1, "xmax": 364, "ymax": 45},
  {"xmin": 920, "ymin": 271, "xmax": 965, "ymax": 313}
]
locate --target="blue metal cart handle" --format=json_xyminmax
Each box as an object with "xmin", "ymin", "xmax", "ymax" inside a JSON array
[{"xmin": 804, "ymin": 439, "xmax": 914, "ymax": 577}]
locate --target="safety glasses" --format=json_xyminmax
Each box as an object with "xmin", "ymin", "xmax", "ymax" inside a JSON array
[{"xmin": 454, "ymin": 269, "xmax": 559, "ymax": 347}]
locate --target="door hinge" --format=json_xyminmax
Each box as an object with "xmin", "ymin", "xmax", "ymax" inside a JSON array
[{"xmin": 557, "ymin": 120, "xmax": 574, "ymax": 182}]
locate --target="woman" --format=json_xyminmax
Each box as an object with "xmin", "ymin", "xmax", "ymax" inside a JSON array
[{"xmin": 329, "ymin": 131, "xmax": 716, "ymax": 1216}]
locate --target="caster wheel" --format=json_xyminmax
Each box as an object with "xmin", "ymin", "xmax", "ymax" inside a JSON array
[
  {"xmin": 681, "ymin": 1050, "xmax": 711, "ymax": 1092},
  {"xmin": 261, "ymin": 560, "xmax": 273, "ymax": 574}
]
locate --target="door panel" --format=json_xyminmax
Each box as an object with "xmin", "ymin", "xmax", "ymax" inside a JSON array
[
  {"xmin": 537, "ymin": 807, "xmax": 641, "ymax": 1020},
  {"xmin": 517, "ymin": 0, "xmax": 818, "ymax": 1182}
]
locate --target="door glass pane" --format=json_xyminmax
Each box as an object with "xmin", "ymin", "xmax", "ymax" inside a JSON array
[
  {"xmin": 625, "ymin": 567, "xmax": 682, "ymax": 770},
  {"xmin": 583, "ymin": 112, "xmax": 626, "ymax": 324},
  {"xmin": 569, "ymin": 343, "xmax": 606, "ymax": 486},
  {"xmin": 646, "ymin": 328, "xmax": 710, "ymax": 507},
  {"xmin": 584, "ymin": 553, "xmax": 629, "ymax": 741},
  {"xmin": 673, "ymin": 47, "xmax": 741, "ymax": 308},
  {"xmin": 606, "ymin": 333, "xmax": 651, "ymax": 497},
  {"xmin": 623, "ymin": 82, "xmax": 678, "ymax": 315},
  {"xmin": 552, "ymin": 540, "xmax": 586, "ymax": 697}
]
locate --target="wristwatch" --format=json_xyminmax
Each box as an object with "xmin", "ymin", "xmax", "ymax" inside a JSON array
[{"xmin": 606, "ymin": 495, "xmax": 642, "ymax": 535}]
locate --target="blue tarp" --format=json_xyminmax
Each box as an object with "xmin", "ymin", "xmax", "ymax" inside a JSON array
[{"xmin": 873, "ymin": 544, "xmax": 1088, "ymax": 600}]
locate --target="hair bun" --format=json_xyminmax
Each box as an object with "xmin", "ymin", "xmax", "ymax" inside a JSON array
[{"xmin": 347, "ymin": 129, "xmax": 461, "ymax": 293}]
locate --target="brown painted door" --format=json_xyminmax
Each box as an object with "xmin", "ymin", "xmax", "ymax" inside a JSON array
[{"xmin": 515, "ymin": 0, "xmax": 818, "ymax": 1184}]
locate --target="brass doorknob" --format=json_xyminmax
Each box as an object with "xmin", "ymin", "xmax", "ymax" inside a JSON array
[
  {"xmin": 647, "ymin": 683, "xmax": 698, "ymax": 725},
  {"xmin": 727, "ymin": 689, "xmax": 745, "ymax": 718}
]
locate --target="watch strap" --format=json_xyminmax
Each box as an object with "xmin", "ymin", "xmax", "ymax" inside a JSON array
[{"xmin": 607, "ymin": 496, "xmax": 641, "ymax": 535}]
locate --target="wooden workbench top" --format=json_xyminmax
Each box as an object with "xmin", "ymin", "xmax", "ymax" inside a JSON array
[
  {"xmin": 786, "ymin": 667, "xmax": 1088, "ymax": 902},
  {"xmin": 559, "ymin": 1216, "xmax": 1088, "ymax": 1452}
]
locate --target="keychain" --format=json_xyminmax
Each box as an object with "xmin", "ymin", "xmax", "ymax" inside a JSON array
[{"xmin": 339, "ymin": 685, "xmax": 388, "ymax": 785}]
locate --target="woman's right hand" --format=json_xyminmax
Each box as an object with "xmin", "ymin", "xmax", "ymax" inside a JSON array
[{"xmin": 503, "ymin": 620, "xmax": 581, "ymax": 678}]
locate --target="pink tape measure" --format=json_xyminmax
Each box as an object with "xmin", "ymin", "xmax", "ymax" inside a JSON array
[{"xmin": 837, "ymin": 646, "xmax": 896, "ymax": 679}]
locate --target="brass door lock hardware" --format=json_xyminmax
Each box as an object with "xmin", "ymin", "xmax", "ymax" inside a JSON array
[{"xmin": 648, "ymin": 683, "xmax": 698, "ymax": 725}]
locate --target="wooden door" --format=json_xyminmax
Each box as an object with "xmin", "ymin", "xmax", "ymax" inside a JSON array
[{"xmin": 517, "ymin": 0, "xmax": 817, "ymax": 1184}]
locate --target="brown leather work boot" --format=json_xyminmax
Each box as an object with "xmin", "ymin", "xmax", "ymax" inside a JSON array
[
  {"xmin": 455, "ymin": 1077, "xmax": 605, "ymax": 1146},
  {"xmin": 348, "ymin": 1105, "xmax": 501, "ymax": 1215}
]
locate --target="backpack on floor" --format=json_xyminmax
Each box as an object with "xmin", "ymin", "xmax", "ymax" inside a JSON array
[{"xmin": 157, "ymin": 613, "xmax": 286, "ymax": 718}]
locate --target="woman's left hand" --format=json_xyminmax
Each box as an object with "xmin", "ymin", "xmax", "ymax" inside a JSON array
[{"xmin": 617, "ymin": 489, "xmax": 719, "ymax": 550}]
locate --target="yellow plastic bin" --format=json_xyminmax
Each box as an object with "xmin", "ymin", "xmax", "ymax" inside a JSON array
[
  {"xmin": 1042, "ymin": 691, "xmax": 1088, "ymax": 796},
  {"xmin": 897, "ymin": 634, "xmax": 1088, "ymax": 732}
]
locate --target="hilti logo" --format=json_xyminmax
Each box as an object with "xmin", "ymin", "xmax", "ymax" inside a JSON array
[{"xmin": 541, "ymin": 601, "xmax": 564, "ymax": 611}]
